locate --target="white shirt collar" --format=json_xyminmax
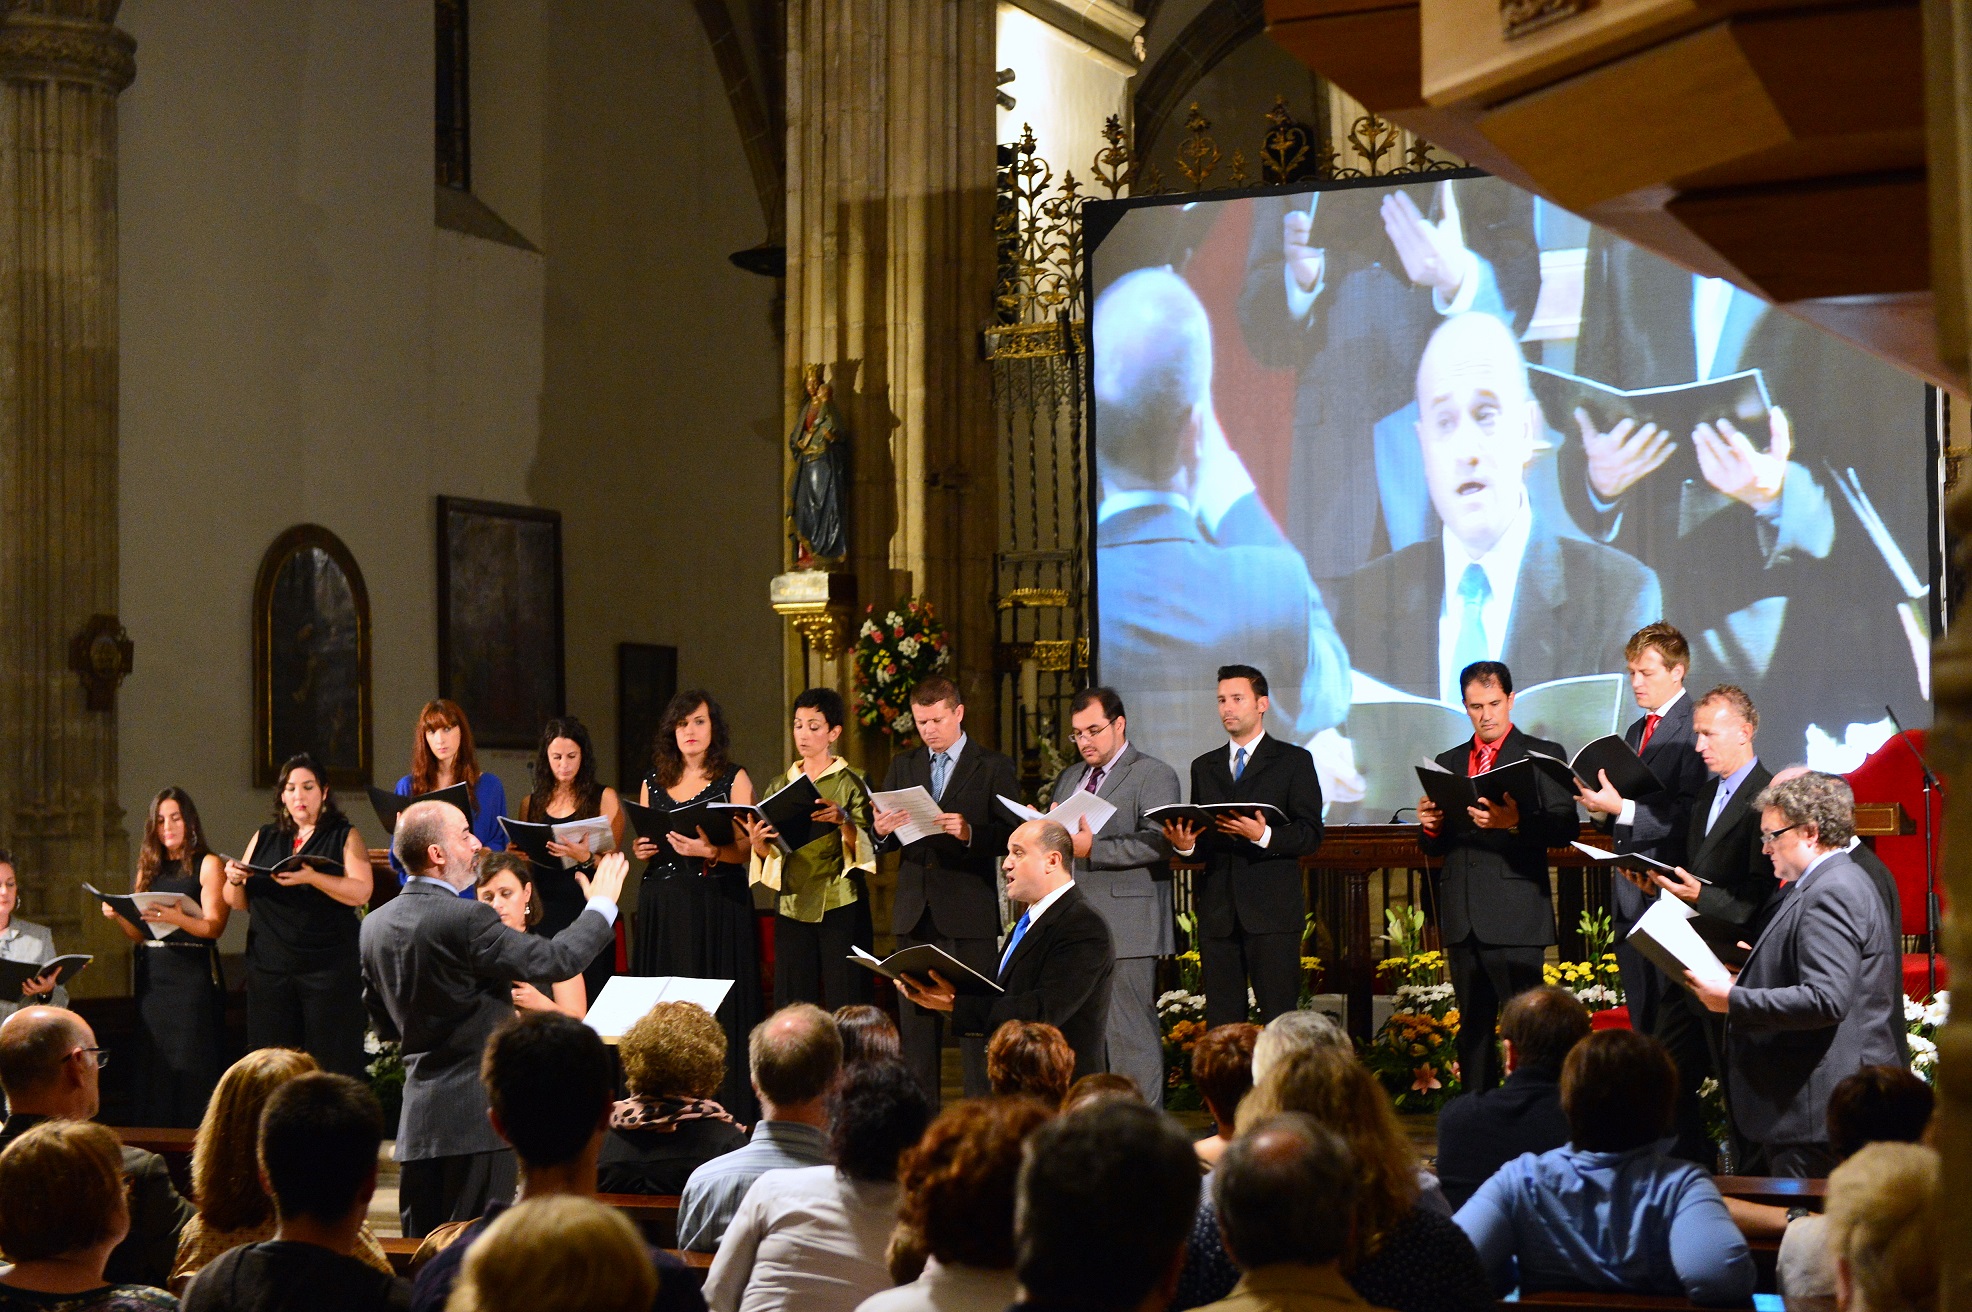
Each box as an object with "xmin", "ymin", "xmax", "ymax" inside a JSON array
[
  {"xmin": 406, "ymin": 873, "xmax": 462, "ymax": 895},
  {"xmin": 1796, "ymin": 847, "xmax": 1841, "ymax": 885},
  {"xmin": 933, "ymin": 733, "xmax": 967, "ymax": 767},
  {"xmin": 1089, "ymin": 740, "xmax": 1129, "ymax": 773},
  {"xmin": 1096, "ymin": 488, "xmax": 1191, "ymax": 525},
  {"xmin": 1438, "ymin": 496, "xmax": 1532, "ymax": 703},
  {"xmin": 1228, "ymin": 728, "xmax": 1266, "ymax": 771},
  {"xmin": 1644, "ymin": 687, "xmax": 1687, "ymax": 717},
  {"xmin": 1022, "ymin": 879, "xmax": 1075, "ymax": 929}
]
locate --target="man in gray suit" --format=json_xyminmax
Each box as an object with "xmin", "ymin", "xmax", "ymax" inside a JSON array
[
  {"xmin": 360, "ymin": 798, "xmax": 624, "ymax": 1237},
  {"xmin": 1686, "ymin": 772, "xmax": 1903, "ymax": 1177},
  {"xmin": 1048, "ymin": 686, "xmax": 1180, "ymax": 1104}
]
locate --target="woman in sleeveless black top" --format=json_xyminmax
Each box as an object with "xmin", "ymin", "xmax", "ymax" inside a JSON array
[
  {"xmin": 221, "ymin": 753, "xmax": 375, "ymax": 1079},
  {"xmin": 512, "ymin": 717, "xmax": 625, "ymax": 1007},
  {"xmin": 630, "ymin": 691, "xmax": 764, "ymax": 1121},
  {"xmin": 102, "ymin": 788, "xmax": 232, "ymax": 1127}
]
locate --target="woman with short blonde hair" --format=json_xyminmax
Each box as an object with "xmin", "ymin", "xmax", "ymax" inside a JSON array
[
  {"xmin": 1824, "ymin": 1142, "xmax": 1939, "ymax": 1312},
  {"xmin": 444, "ymin": 1196, "xmax": 655, "ymax": 1312},
  {"xmin": 0, "ymin": 1120, "xmax": 174, "ymax": 1310}
]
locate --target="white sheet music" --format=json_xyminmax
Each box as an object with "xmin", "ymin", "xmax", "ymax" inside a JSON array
[
  {"xmin": 1629, "ymin": 896, "xmax": 1732, "ymax": 990},
  {"xmin": 583, "ymin": 975, "xmax": 734, "ymax": 1042},
  {"xmin": 1045, "ymin": 788, "xmax": 1117, "ymax": 835},
  {"xmin": 870, "ymin": 786, "xmax": 944, "ymax": 845}
]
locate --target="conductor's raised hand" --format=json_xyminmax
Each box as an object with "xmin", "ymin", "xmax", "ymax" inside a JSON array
[
  {"xmin": 574, "ymin": 850, "xmax": 629, "ymax": 905},
  {"xmin": 1469, "ymin": 793, "xmax": 1521, "ymax": 830},
  {"xmin": 896, "ymin": 969, "xmax": 956, "ymax": 1013},
  {"xmin": 1161, "ymin": 817, "xmax": 1203, "ymax": 854}
]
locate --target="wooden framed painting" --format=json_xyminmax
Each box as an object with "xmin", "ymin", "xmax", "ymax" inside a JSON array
[
  {"xmin": 437, "ymin": 496, "xmax": 565, "ymax": 750},
  {"xmin": 253, "ymin": 524, "xmax": 373, "ymax": 788}
]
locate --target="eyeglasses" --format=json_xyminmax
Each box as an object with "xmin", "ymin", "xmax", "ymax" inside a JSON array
[
  {"xmin": 69, "ymin": 1047, "xmax": 109, "ymax": 1070},
  {"xmin": 1067, "ymin": 720, "xmax": 1116, "ymax": 744},
  {"xmin": 1759, "ymin": 823, "xmax": 1803, "ymax": 848}
]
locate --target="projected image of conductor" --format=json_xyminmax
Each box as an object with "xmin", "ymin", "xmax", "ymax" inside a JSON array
[
  {"xmin": 1236, "ymin": 180, "xmax": 1539, "ymax": 577},
  {"xmin": 1332, "ymin": 312, "xmax": 1661, "ymax": 705},
  {"xmin": 1092, "ymin": 267, "xmax": 1352, "ymax": 785}
]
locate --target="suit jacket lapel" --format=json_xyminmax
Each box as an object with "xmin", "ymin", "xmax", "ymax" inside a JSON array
[
  {"xmin": 1096, "ymin": 744, "xmax": 1138, "ymax": 800},
  {"xmin": 1003, "ymin": 885, "xmax": 1076, "ymax": 980},
  {"xmin": 1502, "ymin": 532, "xmax": 1567, "ymax": 686},
  {"xmin": 1690, "ymin": 760, "xmax": 1766, "ymax": 871},
  {"xmin": 940, "ymin": 741, "xmax": 983, "ymax": 802}
]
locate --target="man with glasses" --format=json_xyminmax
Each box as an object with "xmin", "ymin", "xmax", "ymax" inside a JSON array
[
  {"xmin": 1684, "ymin": 772, "xmax": 1904, "ymax": 1176},
  {"xmin": 1046, "ymin": 686, "xmax": 1180, "ymax": 1104},
  {"xmin": 0, "ymin": 1006, "xmax": 192, "ymax": 1285}
]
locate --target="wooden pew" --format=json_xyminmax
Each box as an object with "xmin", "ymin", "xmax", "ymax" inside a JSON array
[
  {"xmin": 1713, "ymin": 1175, "xmax": 1826, "ymax": 1209},
  {"xmin": 381, "ymin": 1236, "xmax": 421, "ymax": 1277},
  {"xmin": 597, "ymin": 1192, "xmax": 682, "ymax": 1248},
  {"xmin": 112, "ymin": 1126, "xmax": 198, "ymax": 1196},
  {"xmin": 666, "ymin": 1249, "xmax": 714, "ymax": 1284}
]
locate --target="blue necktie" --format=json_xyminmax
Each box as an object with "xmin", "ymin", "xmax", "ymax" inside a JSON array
[
  {"xmin": 930, "ymin": 752, "xmax": 951, "ymax": 802},
  {"xmin": 999, "ymin": 910, "xmax": 1031, "ymax": 976},
  {"xmin": 1233, "ymin": 746, "xmax": 1247, "ymax": 781},
  {"xmin": 1706, "ymin": 780, "xmax": 1733, "ymax": 834},
  {"xmin": 1452, "ymin": 563, "xmax": 1492, "ymax": 676}
]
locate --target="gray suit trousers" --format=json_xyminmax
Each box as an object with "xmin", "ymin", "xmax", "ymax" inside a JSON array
[{"xmin": 1104, "ymin": 955, "xmax": 1164, "ymax": 1107}]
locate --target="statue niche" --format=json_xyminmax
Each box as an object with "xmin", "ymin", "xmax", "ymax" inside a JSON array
[{"xmin": 789, "ymin": 364, "xmax": 848, "ymax": 567}]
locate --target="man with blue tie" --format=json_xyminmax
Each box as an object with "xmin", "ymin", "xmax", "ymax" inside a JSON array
[{"xmin": 897, "ymin": 819, "xmax": 1116, "ymax": 1080}]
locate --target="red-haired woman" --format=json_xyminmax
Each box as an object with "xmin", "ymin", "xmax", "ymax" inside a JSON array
[
  {"xmin": 389, "ymin": 699, "xmax": 509, "ymax": 887},
  {"xmin": 102, "ymin": 788, "xmax": 231, "ymax": 1126}
]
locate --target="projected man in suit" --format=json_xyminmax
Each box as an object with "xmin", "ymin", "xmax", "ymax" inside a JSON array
[
  {"xmin": 1237, "ymin": 179, "xmax": 1540, "ymax": 580},
  {"xmin": 1092, "ymin": 266, "xmax": 1350, "ymax": 773},
  {"xmin": 1331, "ymin": 312, "xmax": 1662, "ymax": 704}
]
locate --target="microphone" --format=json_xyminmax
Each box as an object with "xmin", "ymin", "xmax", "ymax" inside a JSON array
[
  {"xmin": 1389, "ymin": 806, "xmax": 1418, "ymax": 824},
  {"xmin": 1884, "ymin": 705, "xmax": 1942, "ymax": 788}
]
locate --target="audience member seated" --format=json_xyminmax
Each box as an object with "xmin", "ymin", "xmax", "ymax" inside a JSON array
[
  {"xmin": 1777, "ymin": 1066, "xmax": 1935, "ymax": 1312},
  {"xmin": 1063, "ymin": 1072, "xmax": 1143, "ymax": 1113},
  {"xmin": 1011, "ymin": 1097, "xmax": 1200, "ymax": 1312},
  {"xmin": 598, "ymin": 1002, "xmax": 747, "ymax": 1196},
  {"xmin": 857, "ymin": 1096, "xmax": 1053, "ymax": 1312},
  {"xmin": 1249, "ymin": 1011, "xmax": 1347, "ymax": 1085},
  {"xmin": 410, "ymin": 1014, "xmax": 703, "ymax": 1312},
  {"xmin": 1820, "ymin": 1142, "xmax": 1938, "ymax": 1312},
  {"xmin": 986, "ymin": 1021, "xmax": 1074, "ymax": 1107},
  {"xmin": 704, "ymin": 1059, "xmax": 930, "ymax": 1312},
  {"xmin": 0, "ymin": 1007, "xmax": 191, "ymax": 1288},
  {"xmin": 1190, "ymin": 1023, "xmax": 1260, "ymax": 1168},
  {"xmin": 174, "ymin": 1050, "xmax": 395, "ymax": 1290},
  {"xmin": 1176, "ymin": 1046, "xmax": 1488, "ymax": 1312},
  {"xmin": 0, "ymin": 1121, "xmax": 176, "ymax": 1312},
  {"xmin": 677, "ymin": 1004, "xmax": 841, "ymax": 1253},
  {"xmin": 180, "ymin": 1074, "xmax": 408, "ymax": 1312},
  {"xmin": 1195, "ymin": 1113, "xmax": 1391, "ymax": 1312},
  {"xmin": 833, "ymin": 1005, "xmax": 901, "ymax": 1066},
  {"xmin": 1434, "ymin": 987, "xmax": 1589, "ymax": 1211},
  {"xmin": 1452, "ymin": 1029, "xmax": 1754, "ymax": 1305},
  {"xmin": 444, "ymin": 1196, "xmax": 656, "ymax": 1312}
]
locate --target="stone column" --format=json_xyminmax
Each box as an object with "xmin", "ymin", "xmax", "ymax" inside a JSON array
[
  {"xmin": 0, "ymin": 0, "xmax": 134, "ymax": 992},
  {"xmin": 783, "ymin": 0, "xmax": 999, "ymax": 774}
]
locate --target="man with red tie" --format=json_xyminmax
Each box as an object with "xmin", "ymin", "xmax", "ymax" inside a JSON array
[
  {"xmin": 1416, "ymin": 661, "xmax": 1580, "ymax": 1092},
  {"xmin": 1573, "ymin": 623, "xmax": 1711, "ymax": 1034}
]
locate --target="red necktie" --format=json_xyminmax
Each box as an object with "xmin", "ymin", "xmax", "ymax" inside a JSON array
[
  {"xmin": 1469, "ymin": 740, "xmax": 1498, "ymax": 776},
  {"xmin": 1638, "ymin": 713, "xmax": 1662, "ymax": 751}
]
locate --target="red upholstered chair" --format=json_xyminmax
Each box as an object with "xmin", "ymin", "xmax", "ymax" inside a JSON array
[{"xmin": 1843, "ymin": 730, "xmax": 1947, "ymax": 996}]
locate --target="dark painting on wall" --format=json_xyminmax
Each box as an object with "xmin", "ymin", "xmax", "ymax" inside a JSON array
[
  {"xmin": 438, "ymin": 497, "xmax": 565, "ymax": 750},
  {"xmin": 254, "ymin": 525, "xmax": 372, "ymax": 787},
  {"xmin": 618, "ymin": 643, "xmax": 678, "ymax": 792}
]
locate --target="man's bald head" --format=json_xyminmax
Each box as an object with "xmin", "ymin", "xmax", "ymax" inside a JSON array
[
  {"xmin": 0, "ymin": 1007, "xmax": 94, "ymax": 1106},
  {"xmin": 1414, "ymin": 311, "xmax": 1542, "ymax": 557},
  {"xmin": 1093, "ymin": 267, "xmax": 1213, "ymax": 490},
  {"xmin": 393, "ymin": 798, "xmax": 468, "ymax": 877}
]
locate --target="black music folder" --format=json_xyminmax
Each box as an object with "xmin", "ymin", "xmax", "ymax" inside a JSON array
[
  {"xmin": 367, "ymin": 782, "xmax": 474, "ymax": 834},
  {"xmin": 849, "ymin": 944, "xmax": 1003, "ymax": 996}
]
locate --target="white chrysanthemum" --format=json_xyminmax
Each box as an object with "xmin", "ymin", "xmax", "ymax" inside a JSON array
[
  {"xmin": 860, "ymin": 621, "xmax": 878, "ymax": 639},
  {"xmin": 364, "ymin": 1031, "xmax": 383, "ymax": 1055},
  {"xmin": 886, "ymin": 611, "xmax": 902, "ymax": 626},
  {"xmin": 1909, "ymin": 1032, "xmax": 1938, "ymax": 1054},
  {"xmin": 1905, "ymin": 995, "xmax": 1927, "ymax": 1023},
  {"xmin": 1697, "ymin": 1077, "xmax": 1719, "ymax": 1100},
  {"xmin": 891, "ymin": 711, "xmax": 916, "ymax": 735},
  {"xmin": 875, "ymin": 668, "xmax": 891, "ymax": 684},
  {"xmin": 898, "ymin": 636, "xmax": 920, "ymax": 658},
  {"xmin": 1924, "ymin": 992, "xmax": 1950, "ymax": 1027}
]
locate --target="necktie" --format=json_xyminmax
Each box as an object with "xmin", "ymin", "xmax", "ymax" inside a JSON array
[
  {"xmin": 999, "ymin": 910, "xmax": 1032, "ymax": 976},
  {"xmin": 1706, "ymin": 780, "xmax": 1732, "ymax": 834},
  {"xmin": 1232, "ymin": 746, "xmax": 1248, "ymax": 781},
  {"xmin": 1471, "ymin": 740, "xmax": 1498, "ymax": 775},
  {"xmin": 1638, "ymin": 713, "xmax": 1662, "ymax": 752},
  {"xmin": 930, "ymin": 752, "xmax": 951, "ymax": 802},
  {"xmin": 1083, "ymin": 766, "xmax": 1105, "ymax": 794},
  {"xmin": 1452, "ymin": 563, "xmax": 1491, "ymax": 676}
]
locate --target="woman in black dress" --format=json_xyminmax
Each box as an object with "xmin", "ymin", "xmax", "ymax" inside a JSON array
[
  {"xmin": 513, "ymin": 716, "xmax": 624, "ymax": 1006},
  {"xmin": 221, "ymin": 753, "xmax": 374, "ymax": 1078},
  {"xmin": 102, "ymin": 788, "xmax": 231, "ymax": 1127},
  {"xmin": 630, "ymin": 690, "xmax": 763, "ymax": 1120}
]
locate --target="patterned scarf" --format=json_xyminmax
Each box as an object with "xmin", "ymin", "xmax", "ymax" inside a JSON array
[{"xmin": 609, "ymin": 1094, "xmax": 744, "ymax": 1135}]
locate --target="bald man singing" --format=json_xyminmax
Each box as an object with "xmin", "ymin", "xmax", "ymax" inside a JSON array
[{"xmin": 1332, "ymin": 311, "xmax": 1662, "ymax": 702}]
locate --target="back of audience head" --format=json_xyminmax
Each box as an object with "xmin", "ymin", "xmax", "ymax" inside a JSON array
[
  {"xmin": 0, "ymin": 1120, "xmax": 127, "ymax": 1268},
  {"xmin": 1824, "ymin": 1142, "xmax": 1939, "ymax": 1312},
  {"xmin": 1016, "ymin": 1098, "xmax": 1200, "ymax": 1312},
  {"xmin": 0, "ymin": 1006, "xmax": 98, "ymax": 1117},
  {"xmin": 987, "ymin": 1020, "xmax": 1075, "ymax": 1107},
  {"xmin": 1251, "ymin": 1009, "xmax": 1348, "ymax": 1084},
  {"xmin": 259, "ymin": 1073, "xmax": 384, "ymax": 1227},
  {"xmin": 483, "ymin": 1012, "xmax": 615, "ymax": 1170},
  {"xmin": 1192, "ymin": 1023, "xmax": 1260, "ymax": 1132},
  {"xmin": 1214, "ymin": 1114, "xmax": 1357, "ymax": 1272},
  {"xmin": 194, "ymin": 1046, "xmax": 320, "ymax": 1230},
  {"xmin": 1500, "ymin": 986, "xmax": 1592, "ymax": 1077},
  {"xmin": 1827, "ymin": 1065, "xmax": 1933, "ymax": 1161},
  {"xmin": 1561, "ymin": 1029, "xmax": 1677, "ymax": 1153},
  {"xmin": 1063, "ymin": 1072, "xmax": 1143, "ymax": 1114},
  {"xmin": 830, "ymin": 1058, "xmax": 930, "ymax": 1183},
  {"xmin": 444, "ymin": 1195, "xmax": 655, "ymax": 1312},
  {"xmin": 1237, "ymin": 1043, "xmax": 1419, "ymax": 1250},
  {"xmin": 833, "ymin": 1004, "xmax": 902, "ymax": 1067},
  {"xmin": 749, "ymin": 1003, "xmax": 842, "ymax": 1112},
  {"xmin": 619, "ymin": 1002, "xmax": 726, "ymax": 1105},
  {"xmin": 897, "ymin": 1096, "xmax": 1054, "ymax": 1279}
]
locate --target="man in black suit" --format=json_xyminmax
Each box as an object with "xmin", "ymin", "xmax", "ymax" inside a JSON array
[
  {"xmin": 1330, "ymin": 312, "xmax": 1661, "ymax": 706},
  {"xmin": 1160, "ymin": 665, "xmax": 1324, "ymax": 1029},
  {"xmin": 1577, "ymin": 623, "xmax": 1712, "ymax": 1035},
  {"xmin": 1416, "ymin": 660, "xmax": 1582, "ymax": 1092},
  {"xmin": 872, "ymin": 675, "xmax": 1020, "ymax": 1104},
  {"xmin": 896, "ymin": 819, "xmax": 1115, "ymax": 1080},
  {"xmin": 1629, "ymin": 684, "xmax": 1776, "ymax": 1162},
  {"xmin": 1435, "ymin": 985, "xmax": 1591, "ymax": 1209}
]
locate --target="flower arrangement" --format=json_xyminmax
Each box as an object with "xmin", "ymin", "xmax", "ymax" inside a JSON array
[
  {"xmin": 1366, "ymin": 906, "xmax": 1462, "ymax": 1111},
  {"xmin": 1905, "ymin": 990, "xmax": 1947, "ymax": 1082},
  {"xmin": 1542, "ymin": 909, "xmax": 1624, "ymax": 1010},
  {"xmin": 1158, "ymin": 988, "xmax": 1209, "ymax": 1111},
  {"xmin": 851, "ymin": 598, "xmax": 951, "ymax": 739},
  {"xmin": 364, "ymin": 1030, "xmax": 405, "ymax": 1127}
]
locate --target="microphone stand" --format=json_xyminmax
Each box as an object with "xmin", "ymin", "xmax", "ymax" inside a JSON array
[{"xmin": 1884, "ymin": 705, "xmax": 1941, "ymax": 996}]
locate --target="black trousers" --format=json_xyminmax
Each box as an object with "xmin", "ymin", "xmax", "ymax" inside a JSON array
[
  {"xmin": 773, "ymin": 896, "xmax": 873, "ymax": 1010},
  {"xmin": 1448, "ymin": 937, "xmax": 1545, "ymax": 1094},
  {"xmin": 1200, "ymin": 927, "xmax": 1301, "ymax": 1029},
  {"xmin": 1655, "ymin": 987, "xmax": 1726, "ymax": 1166},
  {"xmin": 896, "ymin": 908, "xmax": 994, "ymax": 1109},
  {"xmin": 245, "ymin": 955, "xmax": 367, "ymax": 1079},
  {"xmin": 1614, "ymin": 937, "xmax": 1666, "ymax": 1038},
  {"xmin": 399, "ymin": 1149, "xmax": 517, "ymax": 1238}
]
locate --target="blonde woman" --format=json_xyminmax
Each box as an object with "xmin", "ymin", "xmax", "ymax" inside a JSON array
[
  {"xmin": 170, "ymin": 1049, "xmax": 392, "ymax": 1292},
  {"xmin": 443, "ymin": 1196, "xmax": 654, "ymax": 1312},
  {"xmin": 1823, "ymin": 1142, "xmax": 1939, "ymax": 1312},
  {"xmin": 0, "ymin": 1120, "xmax": 176, "ymax": 1312}
]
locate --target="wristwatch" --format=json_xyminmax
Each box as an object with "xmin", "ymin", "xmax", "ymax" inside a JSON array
[{"xmin": 1786, "ymin": 1206, "xmax": 1813, "ymax": 1223}]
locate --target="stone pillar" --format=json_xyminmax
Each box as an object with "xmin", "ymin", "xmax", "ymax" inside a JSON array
[
  {"xmin": 783, "ymin": 0, "xmax": 999, "ymax": 773},
  {"xmin": 0, "ymin": 0, "xmax": 134, "ymax": 993}
]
